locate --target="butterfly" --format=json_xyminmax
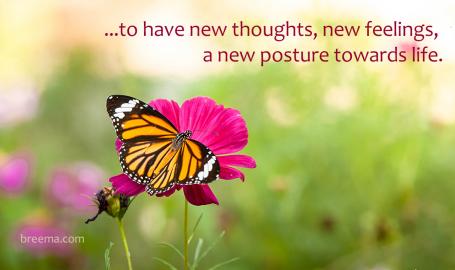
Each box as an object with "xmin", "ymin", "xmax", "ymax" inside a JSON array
[{"xmin": 106, "ymin": 95, "xmax": 220, "ymax": 195}]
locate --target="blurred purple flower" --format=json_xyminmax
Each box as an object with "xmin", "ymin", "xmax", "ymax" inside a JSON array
[
  {"xmin": 0, "ymin": 152, "xmax": 32, "ymax": 195},
  {"xmin": 48, "ymin": 162, "xmax": 104, "ymax": 211},
  {"xmin": 13, "ymin": 218, "xmax": 73, "ymax": 257},
  {"xmin": 110, "ymin": 97, "xmax": 256, "ymax": 206}
]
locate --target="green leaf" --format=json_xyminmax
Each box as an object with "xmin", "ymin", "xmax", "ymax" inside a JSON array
[
  {"xmin": 188, "ymin": 213, "xmax": 203, "ymax": 244},
  {"xmin": 157, "ymin": 242, "xmax": 184, "ymax": 259},
  {"xmin": 191, "ymin": 238, "xmax": 204, "ymax": 270},
  {"xmin": 104, "ymin": 242, "xmax": 114, "ymax": 270},
  {"xmin": 208, "ymin": 257, "xmax": 240, "ymax": 270},
  {"xmin": 197, "ymin": 231, "xmax": 226, "ymax": 263},
  {"xmin": 153, "ymin": 257, "xmax": 178, "ymax": 270}
]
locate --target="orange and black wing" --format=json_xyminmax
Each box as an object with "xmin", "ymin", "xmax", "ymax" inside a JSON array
[
  {"xmin": 106, "ymin": 95, "xmax": 178, "ymax": 143},
  {"xmin": 107, "ymin": 95, "xmax": 178, "ymax": 185},
  {"xmin": 145, "ymin": 139, "xmax": 220, "ymax": 195}
]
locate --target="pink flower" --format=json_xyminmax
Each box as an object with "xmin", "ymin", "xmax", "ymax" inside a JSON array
[
  {"xmin": 0, "ymin": 152, "xmax": 32, "ymax": 195},
  {"xmin": 48, "ymin": 162, "xmax": 104, "ymax": 211},
  {"xmin": 110, "ymin": 97, "xmax": 256, "ymax": 206}
]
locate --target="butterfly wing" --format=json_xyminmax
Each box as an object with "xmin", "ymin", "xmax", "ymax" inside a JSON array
[
  {"xmin": 106, "ymin": 95, "xmax": 178, "ymax": 143},
  {"xmin": 107, "ymin": 95, "xmax": 178, "ymax": 185},
  {"xmin": 178, "ymin": 139, "xmax": 219, "ymax": 185},
  {"xmin": 145, "ymin": 139, "xmax": 220, "ymax": 195}
]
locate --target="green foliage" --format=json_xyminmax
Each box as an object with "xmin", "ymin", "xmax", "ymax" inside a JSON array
[
  {"xmin": 104, "ymin": 242, "xmax": 114, "ymax": 270},
  {"xmin": 157, "ymin": 242, "xmax": 184, "ymax": 259},
  {"xmin": 153, "ymin": 257, "xmax": 179, "ymax": 270},
  {"xmin": 156, "ymin": 217, "xmax": 238, "ymax": 270},
  {"xmin": 207, "ymin": 258, "xmax": 240, "ymax": 270}
]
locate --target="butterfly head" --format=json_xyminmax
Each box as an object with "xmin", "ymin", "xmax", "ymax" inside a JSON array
[{"xmin": 182, "ymin": 130, "xmax": 192, "ymax": 138}]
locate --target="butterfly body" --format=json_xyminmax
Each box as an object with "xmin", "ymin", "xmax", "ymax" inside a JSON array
[
  {"xmin": 172, "ymin": 130, "xmax": 192, "ymax": 150},
  {"xmin": 106, "ymin": 95, "xmax": 220, "ymax": 195}
]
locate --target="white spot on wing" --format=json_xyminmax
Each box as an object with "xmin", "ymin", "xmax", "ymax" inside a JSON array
[
  {"xmin": 114, "ymin": 112, "xmax": 125, "ymax": 119},
  {"xmin": 209, "ymin": 157, "xmax": 216, "ymax": 165},
  {"xmin": 115, "ymin": 107, "xmax": 132, "ymax": 113}
]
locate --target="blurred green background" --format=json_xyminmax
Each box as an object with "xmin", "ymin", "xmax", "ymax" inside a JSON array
[{"xmin": 1, "ymin": 1, "xmax": 455, "ymax": 269}]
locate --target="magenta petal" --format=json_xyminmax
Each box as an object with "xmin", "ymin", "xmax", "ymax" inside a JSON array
[
  {"xmin": 149, "ymin": 99, "xmax": 181, "ymax": 130},
  {"xmin": 0, "ymin": 154, "xmax": 31, "ymax": 194},
  {"xmin": 183, "ymin": 185, "xmax": 219, "ymax": 206},
  {"xmin": 115, "ymin": 138, "xmax": 123, "ymax": 153},
  {"xmin": 109, "ymin": 174, "xmax": 145, "ymax": 196},
  {"xmin": 219, "ymin": 165, "xmax": 245, "ymax": 181},
  {"xmin": 217, "ymin": 155, "xmax": 255, "ymax": 181},
  {"xmin": 218, "ymin": 155, "xmax": 256, "ymax": 168},
  {"xmin": 179, "ymin": 97, "xmax": 248, "ymax": 155}
]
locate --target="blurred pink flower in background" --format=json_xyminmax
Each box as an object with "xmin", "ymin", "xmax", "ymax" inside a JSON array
[
  {"xmin": 0, "ymin": 152, "xmax": 32, "ymax": 195},
  {"xmin": 48, "ymin": 162, "xmax": 104, "ymax": 211},
  {"xmin": 110, "ymin": 96, "xmax": 256, "ymax": 206},
  {"xmin": 13, "ymin": 217, "xmax": 74, "ymax": 257},
  {"xmin": 0, "ymin": 82, "xmax": 39, "ymax": 128}
]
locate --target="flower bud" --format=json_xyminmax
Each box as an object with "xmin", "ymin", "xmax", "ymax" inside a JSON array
[{"xmin": 85, "ymin": 186, "xmax": 130, "ymax": 223}]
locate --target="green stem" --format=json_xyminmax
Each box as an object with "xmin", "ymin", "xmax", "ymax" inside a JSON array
[
  {"xmin": 117, "ymin": 217, "xmax": 133, "ymax": 270},
  {"xmin": 184, "ymin": 199, "xmax": 189, "ymax": 270}
]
